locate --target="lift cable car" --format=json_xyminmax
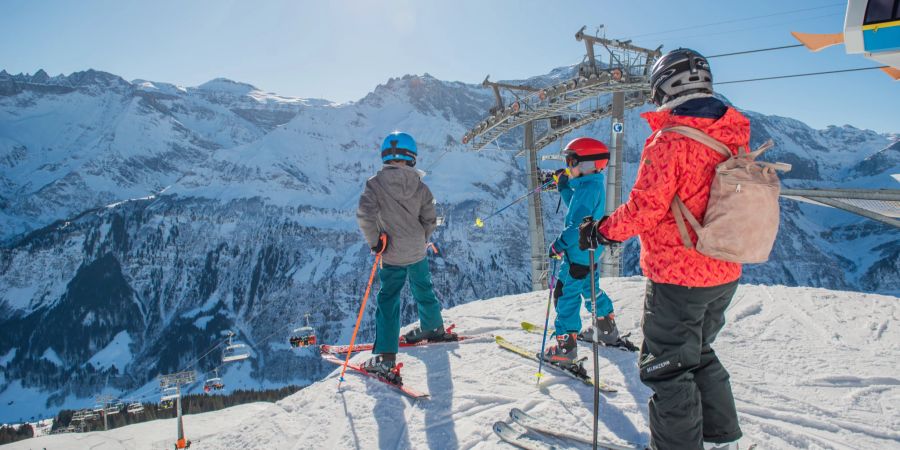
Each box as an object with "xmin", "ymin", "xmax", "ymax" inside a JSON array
[
  {"xmin": 288, "ymin": 314, "xmax": 317, "ymax": 348},
  {"xmin": 203, "ymin": 368, "xmax": 225, "ymax": 392},
  {"xmin": 792, "ymin": 0, "xmax": 900, "ymax": 80},
  {"xmin": 222, "ymin": 330, "xmax": 251, "ymax": 363}
]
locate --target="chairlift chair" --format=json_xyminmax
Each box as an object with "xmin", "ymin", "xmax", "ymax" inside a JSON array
[
  {"xmin": 222, "ymin": 342, "xmax": 250, "ymax": 362},
  {"xmin": 435, "ymin": 205, "xmax": 446, "ymax": 227},
  {"xmin": 203, "ymin": 368, "xmax": 225, "ymax": 392},
  {"xmin": 203, "ymin": 377, "xmax": 225, "ymax": 392},
  {"xmin": 222, "ymin": 330, "xmax": 251, "ymax": 362},
  {"xmin": 104, "ymin": 402, "xmax": 122, "ymax": 415},
  {"xmin": 288, "ymin": 314, "xmax": 317, "ymax": 348},
  {"xmin": 159, "ymin": 394, "xmax": 177, "ymax": 409},
  {"xmin": 159, "ymin": 387, "xmax": 178, "ymax": 409},
  {"xmin": 127, "ymin": 402, "xmax": 144, "ymax": 414}
]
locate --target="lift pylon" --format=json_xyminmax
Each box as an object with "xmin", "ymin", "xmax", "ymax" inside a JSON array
[{"xmin": 463, "ymin": 26, "xmax": 661, "ymax": 290}]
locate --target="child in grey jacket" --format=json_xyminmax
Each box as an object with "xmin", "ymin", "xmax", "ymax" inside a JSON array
[{"xmin": 355, "ymin": 131, "xmax": 456, "ymax": 383}]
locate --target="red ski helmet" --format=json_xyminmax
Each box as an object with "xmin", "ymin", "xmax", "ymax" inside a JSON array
[{"xmin": 563, "ymin": 137, "xmax": 609, "ymax": 172}]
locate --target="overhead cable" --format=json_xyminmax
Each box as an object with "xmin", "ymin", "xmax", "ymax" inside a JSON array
[
  {"xmin": 715, "ymin": 66, "xmax": 888, "ymax": 85},
  {"xmin": 707, "ymin": 44, "xmax": 805, "ymax": 59},
  {"xmin": 623, "ymin": 3, "xmax": 845, "ymax": 40}
]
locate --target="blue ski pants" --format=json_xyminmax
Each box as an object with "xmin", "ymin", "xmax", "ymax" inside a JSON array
[
  {"xmin": 373, "ymin": 258, "xmax": 445, "ymax": 354},
  {"xmin": 553, "ymin": 260, "xmax": 614, "ymax": 335}
]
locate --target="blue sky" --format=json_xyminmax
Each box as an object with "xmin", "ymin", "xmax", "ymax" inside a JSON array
[{"xmin": 1, "ymin": 0, "xmax": 897, "ymax": 133}]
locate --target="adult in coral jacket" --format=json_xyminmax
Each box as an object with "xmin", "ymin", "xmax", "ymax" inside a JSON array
[{"xmin": 580, "ymin": 48, "xmax": 747, "ymax": 450}]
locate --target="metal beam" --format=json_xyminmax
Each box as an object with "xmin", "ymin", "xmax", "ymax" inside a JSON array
[
  {"xmin": 783, "ymin": 195, "xmax": 900, "ymax": 228},
  {"xmin": 533, "ymin": 95, "xmax": 647, "ymax": 154},
  {"xmin": 780, "ymin": 188, "xmax": 900, "ymax": 201},
  {"xmin": 470, "ymin": 81, "xmax": 650, "ymax": 150},
  {"xmin": 524, "ymin": 121, "xmax": 547, "ymax": 291},
  {"xmin": 601, "ymin": 92, "xmax": 625, "ymax": 277}
]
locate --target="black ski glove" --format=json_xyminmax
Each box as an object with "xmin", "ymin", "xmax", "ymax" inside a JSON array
[
  {"xmin": 372, "ymin": 233, "xmax": 389, "ymax": 255},
  {"xmin": 578, "ymin": 216, "xmax": 620, "ymax": 250},
  {"xmin": 555, "ymin": 169, "xmax": 571, "ymax": 191}
]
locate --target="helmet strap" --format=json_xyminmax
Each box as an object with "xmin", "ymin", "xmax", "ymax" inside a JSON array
[{"xmin": 381, "ymin": 148, "xmax": 417, "ymax": 160}]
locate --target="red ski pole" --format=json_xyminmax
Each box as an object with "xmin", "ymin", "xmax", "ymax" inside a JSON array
[{"xmin": 338, "ymin": 234, "xmax": 386, "ymax": 388}]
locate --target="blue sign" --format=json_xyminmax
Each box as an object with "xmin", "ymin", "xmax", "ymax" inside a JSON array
[{"xmin": 612, "ymin": 122, "xmax": 624, "ymax": 134}]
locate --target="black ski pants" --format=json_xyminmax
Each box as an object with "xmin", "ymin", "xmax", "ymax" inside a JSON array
[{"xmin": 639, "ymin": 279, "xmax": 741, "ymax": 450}]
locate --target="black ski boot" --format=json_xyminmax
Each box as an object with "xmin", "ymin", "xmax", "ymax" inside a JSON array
[
  {"xmin": 579, "ymin": 314, "xmax": 639, "ymax": 352},
  {"xmin": 402, "ymin": 324, "xmax": 458, "ymax": 344},
  {"xmin": 360, "ymin": 354, "xmax": 403, "ymax": 385},
  {"xmin": 540, "ymin": 333, "xmax": 578, "ymax": 366}
]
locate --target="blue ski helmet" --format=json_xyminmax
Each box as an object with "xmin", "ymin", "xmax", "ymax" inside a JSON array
[{"xmin": 380, "ymin": 131, "xmax": 417, "ymax": 166}]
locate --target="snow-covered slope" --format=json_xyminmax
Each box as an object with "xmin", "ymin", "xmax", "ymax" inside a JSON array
[
  {"xmin": 3, "ymin": 402, "xmax": 270, "ymax": 450},
  {"xmin": 10, "ymin": 278, "xmax": 899, "ymax": 449}
]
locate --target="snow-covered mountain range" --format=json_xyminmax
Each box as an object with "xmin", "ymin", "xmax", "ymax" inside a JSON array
[
  {"xmin": 0, "ymin": 67, "xmax": 897, "ymax": 422},
  {"xmin": 6, "ymin": 279, "xmax": 899, "ymax": 449}
]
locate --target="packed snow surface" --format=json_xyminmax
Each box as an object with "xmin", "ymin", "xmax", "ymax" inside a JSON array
[
  {"xmin": 3, "ymin": 403, "xmax": 270, "ymax": 449},
  {"xmin": 8, "ymin": 277, "xmax": 900, "ymax": 449}
]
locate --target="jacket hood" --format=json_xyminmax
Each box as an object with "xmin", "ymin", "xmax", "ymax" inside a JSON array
[
  {"xmin": 375, "ymin": 164, "xmax": 423, "ymax": 201},
  {"xmin": 641, "ymin": 106, "xmax": 751, "ymax": 149}
]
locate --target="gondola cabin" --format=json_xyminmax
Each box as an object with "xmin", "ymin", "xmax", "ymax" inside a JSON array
[{"xmin": 792, "ymin": 0, "xmax": 900, "ymax": 79}]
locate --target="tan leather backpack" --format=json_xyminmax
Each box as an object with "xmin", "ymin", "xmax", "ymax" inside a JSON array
[{"xmin": 657, "ymin": 125, "xmax": 792, "ymax": 264}]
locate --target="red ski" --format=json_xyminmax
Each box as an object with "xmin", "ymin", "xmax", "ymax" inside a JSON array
[
  {"xmin": 321, "ymin": 352, "xmax": 428, "ymax": 399},
  {"xmin": 320, "ymin": 324, "xmax": 476, "ymax": 355}
]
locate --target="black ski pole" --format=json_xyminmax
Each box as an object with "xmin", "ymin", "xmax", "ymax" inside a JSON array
[{"xmin": 588, "ymin": 247, "xmax": 599, "ymax": 450}]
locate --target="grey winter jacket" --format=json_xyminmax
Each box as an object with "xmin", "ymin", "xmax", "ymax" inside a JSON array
[{"xmin": 357, "ymin": 164, "xmax": 437, "ymax": 266}]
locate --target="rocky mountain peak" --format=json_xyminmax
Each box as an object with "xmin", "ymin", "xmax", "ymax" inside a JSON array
[{"xmin": 195, "ymin": 78, "xmax": 259, "ymax": 96}]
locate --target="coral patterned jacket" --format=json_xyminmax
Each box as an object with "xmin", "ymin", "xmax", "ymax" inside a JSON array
[{"xmin": 599, "ymin": 104, "xmax": 750, "ymax": 287}]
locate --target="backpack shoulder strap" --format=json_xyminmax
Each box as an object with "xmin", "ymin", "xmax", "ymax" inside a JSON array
[
  {"xmin": 671, "ymin": 195, "xmax": 703, "ymax": 249},
  {"xmin": 659, "ymin": 125, "xmax": 733, "ymax": 158}
]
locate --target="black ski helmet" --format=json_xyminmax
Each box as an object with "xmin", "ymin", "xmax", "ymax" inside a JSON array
[{"xmin": 649, "ymin": 48, "xmax": 713, "ymax": 107}]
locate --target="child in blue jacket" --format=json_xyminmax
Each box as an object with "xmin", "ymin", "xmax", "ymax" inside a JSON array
[{"xmin": 543, "ymin": 137, "xmax": 634, "ymax": 367}]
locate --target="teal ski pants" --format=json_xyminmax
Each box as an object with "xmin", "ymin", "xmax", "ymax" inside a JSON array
[
  {"xmin": 554, "ymin": 260, "xmax": 614, "ymax": 335},
  {"xmin": 373, "ymin": 258, "xmax": 445, "ymax": 354}
]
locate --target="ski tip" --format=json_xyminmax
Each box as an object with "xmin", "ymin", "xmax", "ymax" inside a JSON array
[{"xmin": 492, "ymin": 421, "xmax": 512, "ymax": 434}]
